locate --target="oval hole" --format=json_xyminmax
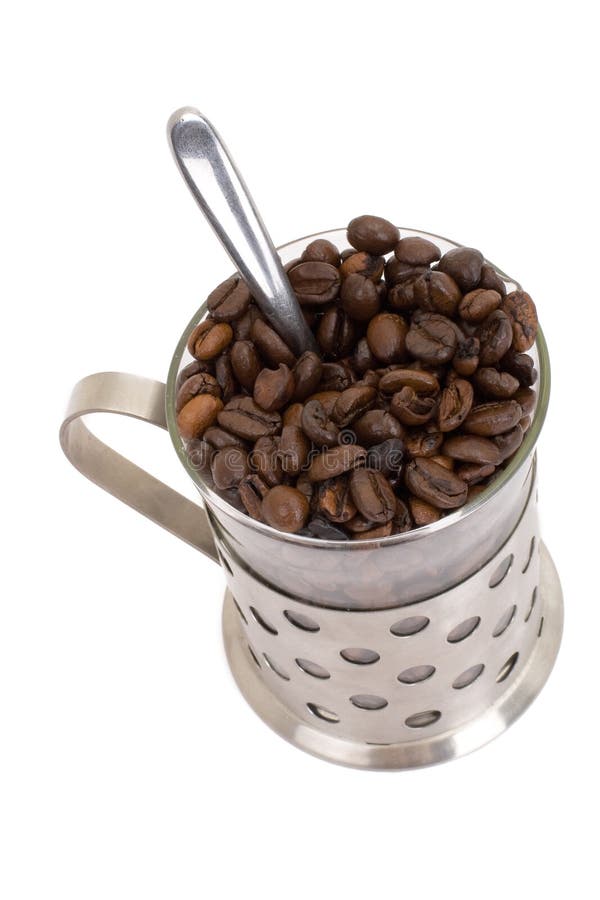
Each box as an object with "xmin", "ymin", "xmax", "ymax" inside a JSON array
[
  {"xmin": 492, "ymin": 605, "xmax": 517, "ymax": 638},
  {"xmin": 538, "ymin": 617, "xmax": 545, "ymax": 638},
  {"xmin": 284, "ymin": 610, "xmax": 320, "ymax": 633},
  {"xmin": 453, "ymin": 663, "xmax": 485, "ymax": 689},
  {"xmin": 525, "ymin": 587, "xmax": 537, "ymax": 623},
  {"xmin": 296, "ymin": 658, "xmax": 330, "ymax": 679},
  {"xmin": 489, "ymin": 554, "xmax": 514, "ymax": 588},
  {"xmin": 350, "ymin": 694, "xmax": 388, "ymax": 710},
  {"xmin": 390, "ymin": 616, "xmax": 430, "ymax": 637},
  {"xmin": 447, "ymin": 616, "xmax": 480, "ymax": 643},
  {"xmin": 522, "ymin": 537, "xmax": 536, "ymax": 573},
  {"xmin": 496, "ymin": 651, "xmax": 519, "ymax": 683},
  {"xmin": 307, "ymin": 702, "xmax": 339, "ymax": 724},
  {"xmin": 340, "ymin": 648, "xmax": 380, "ymax": 665},
  {"xmin": 232, "ymin": 597, "xmax": 247, "ymax": 625},
  {"xmin": 249, "ymin": 606, "xmax": 278, "ymax": 635},
  {"xmin": 398, "ymin": 665, "xmax": 436, "ymax": 685},
  {"xmin": 405, "ymin": 710, "xmax": 441, "ymax": 728},
  {"xmin": 263, "ymin": 653, "xmax": 290, "ymax": 680},
  {"xmin": 247, "ymin": 644, "xmax": 261, "ymax": 668}
]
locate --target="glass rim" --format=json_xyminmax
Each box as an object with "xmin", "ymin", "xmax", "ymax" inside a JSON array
[{"xmin": 165, "ymin": 225, "xmax": 550, "ymax": 548}]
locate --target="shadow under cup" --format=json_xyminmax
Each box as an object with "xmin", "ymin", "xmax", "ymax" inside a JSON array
[{"xmin": 166, "ymin": 227, "xmax": 549, "ymax": 612}]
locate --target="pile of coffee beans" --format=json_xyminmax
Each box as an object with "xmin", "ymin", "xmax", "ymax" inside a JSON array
[{"xmin": 176, "ymin": 216, "xmax": 538, "ymax": 539}]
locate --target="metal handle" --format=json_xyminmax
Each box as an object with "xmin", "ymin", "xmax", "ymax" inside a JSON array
[
  {"xmin": 59, "ymin": 372, "xmax": 219, "ymax": 561},
  {"xmin": 167, "ymin": 107, "xmax": 317, "ymax": 358}
]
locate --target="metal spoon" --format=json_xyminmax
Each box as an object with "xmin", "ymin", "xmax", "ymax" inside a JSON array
[{"xmin": 167, "ymin": 107, "xmax": 317, "ymax": 357}]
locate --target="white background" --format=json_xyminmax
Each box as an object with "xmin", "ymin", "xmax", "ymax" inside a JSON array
[{"xmin": 2, "ymin": 2, "xmax": 599, "ymax": 898}]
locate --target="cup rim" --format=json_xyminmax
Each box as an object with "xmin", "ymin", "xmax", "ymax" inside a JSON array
[{"xmin": 165, "ymin": 226, "xmax": 550, "ymax": 548}]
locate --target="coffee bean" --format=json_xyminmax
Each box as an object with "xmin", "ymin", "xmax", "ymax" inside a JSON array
[
  {"xmin": 176, "ymin": 358, "xmax": 212, "ymax": 391},
  {"xmin": 520, "ymin": 415, "xmax": 532, "ymax": 432},
  {"xmin": 459, "ymin": 288, "xmax": 502, "ymax": 323},
  {"xmin": 353, "ymin": 409, "xmax": 405, "ymax": 446},
  {"xmin": 251, "ymin": 319, "xmax": 296, "ymax": 368},
  {"xmin": 306, "ymin": 390, "xmax": 341, "ymax": 415},
  {"xmin": 177, "ymin": 394, "xmax": 224, "ymax": 440},
  {"xmin": 443, "ymin": 434, "xmax": 502, "ymax": 466},
  {"xmin": 395, "ymin": 236, "xmax": 441, "ymax": 266},
  {"xmin": 347, "ymin": 215, "xmax": 399, "ymax": 254},
  {"xmin": 514, "ymin": 386, "xmax": 536, "ymax": 417},
  {"xmin": 215, "ymin": 351, "xmax": 237, "ymax": 403},
  {"xmin": 206, "ymin": 276, "xmax": 251, "ymax": 322},
  {"xmin": 351, "ymin": 521, "xmax": 393, "ymax": 540},
  {"xmin": 203, "ymin": 426, "xmax": 247, "ymax": 450},
  {"xmin": 406, "ymin": 314, "xmax": 458, "ymax": 364},
  {"xmin": 414, "ymin": 271, "xmax": 461, "ymax": 317},
  {"xmin": 278, "ymin": 425, "xmax": 310, "ymax": 476},
  {"xmin": 453, "ymin": 336, "xmax": 480, "ymax": 376},
  {"xmin": 349, "ymin": 468, "xmax": 396, "ymax": 523},
  {"xmin": 408, "ymin": 496, "xmax": 441, "ymax": 526},
  {"xmin": 501, "ymin": 350, "xmax": 537, "ymax": 387},
  {"xmin": 261, "ymin": 485, "xmax": 309, "ymax": 533},
  {"xmin": 292, "ymin": 351, "xmax": 323, "ymax": 401},
  {"xmin": 251, "ymin": 436, "xmax": 284, "ymax": 486},
  {"xmin": 186, "ymin": 439, "xmax": 214, "ymax": 472},
  {"xmin": 476, "ymin": 309, "xmax": 513, "ymax": 365},
  {"xmin": 379, "ymin": 368, "xmax": 439, "ymax": 395},
  {"xmin": 501, "ymin": 290, "xmax": 538, "ymax": 351},
  {"xmin": 319, "ymin": 362, "xmax": 354, "ymax": 392},
  {"xmin": 456, "ymin": 462, "xmax": 496, "ymax": 485},
  {"xmin": 315, "ymin": 476, "xmax": 357, "ymax": 523},
  {"xmin": 288, "ymin": 261, "xmax": 341, "ymax": 305},
  {"xmin": 340, "ymin": 274, "xmax": 381, "ymax": 321},
  {"xmin": 230, "ymin": 340, "xmax": 261, "ymax": 392},
  {"xmin": 253, "ymin": 364, "xmax": 295, "ymax": 412},
  {"xmin": 478, "ymin": 263, "xmax": 507, "ymax": 297},
  {"xmin": 218, "ymin": 397, "xmax": 281, "ymax": 441},
  {"xmin": 430, "ymin": 454, "xmax": 454, "ymax": 470},
  {"xmin": 474, "ymin": 367, "xmax": 520, "ymax": 399},
  {"xmin": 392, "ymin": 498, "xmax": 413, "ymax": 533},
  {"xmin": 232, "ymin": 304, "xmax": 264, "ymax": 341},
  {"xmin": 404, "ymin": 430, "xmax": 444, "ymax": 458},
  {"xmin": 176, "ymin": 373, "xmax": 221, "ymax": 413},
  {"xmin": 283, "ymin": 403, "xmax": 304, "ymax": 428},
  {"xmin": 367, "ymin": 313, "xmax": 408, "ymax": 364},
  {"xmin": 333, "ymin": 385, "xmax": 377, "ymax": 427},
  {"xmin": 306, "ymin": 516, "xmax": 349, "ymax": 540},
  {"xmin": 405, "ymin": 458, "xmax": 468, "ymax": 509},
  {"xmin": 187, "ymin": 320, "xmax": 233, "ymax": 360},
  {"xmin": 494, "ymin": 425, "xmax": 524, "ymax": 462},
  {"xmin": 211, "ymin": 446, "xmax": 250, "ymax": 490},
  {"xmin": 316, "ymin": 308, "xmax": 356, "ymax": 358},
  {"xmin": 438, "ymin": 247, "xmax": 484, "ymax": 291},
  {"xmin": 301, "ymin": 399, "xmax": 340, "ymax": 447},
  {"xmin": 438, "ymin": 378, "xmax": 474, "ymax": 432},
  {"xmin": 238, "ymin": 473, "xmax": 269, "ymax": 520},
  {"xmin": 366, "ymin": 439, "xmax": 405, "ymax": 477},
  {"xmin": 390, "ymin": 387, "xmax": 437, "ymax": 426},
  {"xmin": 339, "ymin": 251, "xmax": 385, "ymax": 282},
  {"xmin": 352, "ymin": 337, "xmax": 377, "ymax": 373},
  {"xmin": 308, "ymin": 444, "xmax": 367, "ymax": 481},
  {"xmin": 464, "ymin": 400, "xmax": 522, "ymax": 436},
  {"xmin": 301, "ymin": 238, "xmax": 340, "ymax": 267},
  {"xmin": 387, "ymin": 267, "xmax": 428, "ymax": 309}
]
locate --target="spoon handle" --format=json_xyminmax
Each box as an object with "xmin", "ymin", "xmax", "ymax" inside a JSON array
[{"xmin": 167, "ymin": 108, "xmax": 317, "ymax": 357}]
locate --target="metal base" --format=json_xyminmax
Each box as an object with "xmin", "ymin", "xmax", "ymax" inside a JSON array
[{"xmin": 222, "ymin": 543, "xmax": 563, "ymax": 771}]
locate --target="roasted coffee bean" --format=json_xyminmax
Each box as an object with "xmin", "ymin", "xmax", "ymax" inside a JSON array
[
  {"xmin": 340, "ymin": 274, "xmax": 381, "ymax": 322},
  {"xmin": 292, "ymin": 351, "xmax": 322, "ymax": 401},
  {"xmin": 319, "ymin": 362, "xmax": 354, "ymax": 392},
  {"xmin": 306, "ymin": 390, "xmax": 341, "ymax": 415},
  {"xmin": 501, "ymin": 350, "xmax": 537, "ymax": 387},
  {"xmin": 353, "ymin": 410, "xmax": 405, "ymax": 446},
  {"xmin": 367, "ymin": 313, "xmax": 408, "ymax": 364},
  {"xmin": 478, "ymin": 263, "xmax": 507, "ymax": 297},
  {"xmin": 514, "ymin": 386, "xmax": 536, "ymax": 417},
  {"xmin": 474, "ymin": 367, "xmax": 520, "ymax": 399},
  {"xmin": 345, "ymin": 513, "xmax": 380, "ymax": 533},
  {"xmin": 306, "ymin": 516, "xmax": 349, "ymax": 540},
  {"xmin": 352, "ymin": 522, "xmax": 393, "ymax": 540},
  {"xmin": 352, "ymin": 337, "xmax": 377, "ymax": 373},
  {"xmin": 366, "ymin": 439, "xmax": 405, "ymax": 477},
  {"xmin": 459, "ymin": 288, "xmax": 502, "ymax": 323},
  {"xmin": 301, "ymin": 238, "xmax": 340, "ymax": 267},
  {"xmin": 211, "ymin": 447, "xmax": 250, "ymax": 490},
  {"xmin": 392, "ymin": 498, "xmax": 413, "ymax": 533},
  {"xmin": 349, "ymin": 468, "xmax": 396, "ymax": 523},
  {"xmin": 437, "ymin": 247, "xmax": 484, "ymax": 291},
  {"xmin": 230, "ymin": 340, "xmax": 261, "ymax": 392},
  {"xmin": 251, "ymin": 436, "xmax": 284, "ymax": 486},
  {"xmin": 203, "ymin": 426, "xmax": 247, "ymax": 450},
  {"xmin": 177, "ymin": 394, "xmax": 224, "ymax": 440},
  {"xmin": 333, "ymin": 385, "xmax": 377, "ymax": 427},
  {"xmin": 254, "ymin": 364, "xmax": 295, "ymax": 412},
  {"xmin": 340, "ymin": 248, "xmax": 356, "ymax": 262},
  {"xmin": 395, "ymin": 236, "xmax": 441, "ymax": 266},
  {"xmin": 283, "ymin": 403, "xmax": 305, "ymax": 428},
  {"xmin": 288, "ymin": 261, "xmax": 341, "ymax": 305},
  {"xmin": 476, "ymin": 309, "xmax": 513, "ymax": 366},
  {"xmin": 494, "ymin": 425, "xmax": 524, "ymax": 462},
  {"xmin": 232, "ymin": 304, "xmax": 264, "ymax": 341},
  {"xmin": 467, "ymin": 484, "xmax": 487, "ymax": 502},
  {"xmin": 186, "ymin": 439, "xmax": 214, "ymax": 472},
  {"xmin": 218, "ymin": 396, "xmax": 281, "ymax": 440},
  {"xmin": 251, "ymin": 319, "xmax": 296, "ymax": 368},
  {"xmin": 206, "ymin": 276, "xmax": 251, "ymax": 322},
  {"xmin": 387, "ymin": 268, "xmax": 428, "ymax": 309},
  {"xmin": 317, "ymin": 308, "xmax": 356, "ymax": 358},
  {"xmin": 409, "ymin": 496, "xmax": 441, "ymax": 526},
  {"xmin": 278, "ymin": 425, "xmax": 310, "ymax": 476},
  {"xmin": 315, "ymin": 476, "xmax": 357, "ymax": 523},
  {"xmin": 308, "ymin": 444, "xmax": 367, "ymax": 481},
  {"xmin": 379, "ymin": 368, "xmax": 439, "ymax": 395},
  {"xmin": 520, "ymin": 415, "xmax": 532, "ymax": 432},
  {"xmin": 356, "ymin": 369, "xmax": 380, "ymax": 389},
  {"xmin": 404, "ymin": 430, "xmax": 444, "ymax": 458},
  {"xmin": 390, "ymin": 387, "xmax": 437, "ymax": 426},
  {"xmin": 261, "ymin": 485, "xmax": 309, "ymax": 533},
  {"xmin": 187, "ymin": 320, "xmax": 233, "ymax": 360},
  {"xmin": 238, "ymin": 473, "xmax": 269, "ymax": 520},
  {"xmin": 430, "ymin": 454, "xmax": 454, "ymax": 470},
  {"xmin": 176, "ymin": 373, "xmax": 221, "ymax": 413},
  {"xmin": 438, "ymin": 378, "xmax": 474, "ymax": 432},
  {"xmin": 456, "ymin": 462, "xmax": 496, "ymax": 485},
  {"xmin": 215, "ymin": 351, "xmax": 237, "ymax": 403},
  {"xmin": 406, "ymin": 314, "xmax": 457, "ymax": 364},
  {"xmin": 453, "ymin": 336, "xmax": 480, "ymax": 376},
  {"xmin": 443, "ymin": 434, "xmax": 502, "ymax": 466},
  {"xmin": 414, "ymin": 271, "xmax": 461, "ymax": 317},
  {"xmin": 340, "ymin": 251, "xmax": 385, "ymax": 282},
  {"xmin": 405, "ymin": 458, "xmax": 468, "ymax": 509},
  {"xmin": 501, "ymin": 290, "xmax": 538, "ymax": 351},
  {"xmin": 464, "ymin": 400, "xmax": 522, "ymax": 436},
  {"xmin": 301, "ymin": 399, "xmax": 340, "ymax": 447},
  {"xmin": 347, "ymin": 215, "xmax": 399, "ymax": 254},
  {"xmin": 385, "ymin": 256, "xmax": 424, "ymax": 287},
  {"xmin": 176, "ymin": 358, "xmax": 212, "ymax": 391}
]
